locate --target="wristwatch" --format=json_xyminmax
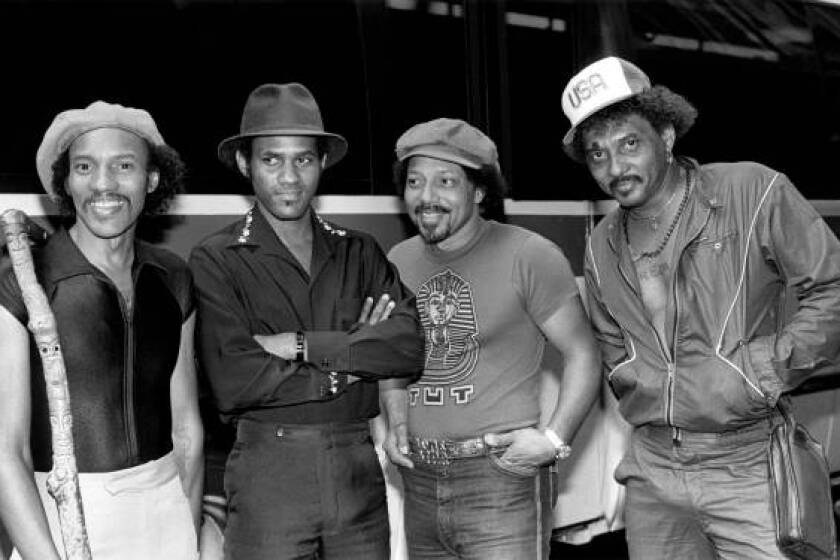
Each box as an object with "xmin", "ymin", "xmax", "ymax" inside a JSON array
[
  {"xmin": 295, "ymin": 331, "xmax": 305, "ymax": 362},
  {"xmin": 543, "ymin": 428, "xmax": 572, "ymax": 462}
]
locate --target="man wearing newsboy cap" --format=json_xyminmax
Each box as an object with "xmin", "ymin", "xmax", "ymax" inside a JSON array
[
  {"xmin": 189, "ymin": 83, "xmax": 424, "ymax": 560},
  {"xmin": 0, "ymin": 101, "xmax": 203, "ymax": 559},
  {"xmin": 380, "ymin": 118, "xmax": 601, "ymax": 559},
  {"xmin": 565, "ymin": 56, "xmax": 840, "ymax": 559}
]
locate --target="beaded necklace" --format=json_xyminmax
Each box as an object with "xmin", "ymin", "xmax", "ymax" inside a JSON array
[
  {"xmin": 626, "ymin": 184, "xmax": 680, "ymax": 231},
  {"xmin": 624, "ymin": 168, "xmax": 691, "ymax": 262}
]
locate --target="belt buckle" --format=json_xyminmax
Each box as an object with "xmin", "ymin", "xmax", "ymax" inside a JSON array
[
  {"xmin": 413, "ymin": 437, "xmax": 452, "ymax": 468},
  {"xmin": 459, "ymin": 437, "xmax": 485, "ymax": 457}
]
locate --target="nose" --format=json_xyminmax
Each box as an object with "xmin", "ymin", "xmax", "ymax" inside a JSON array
[
  {"xmin": 608, "ymin": 154, "xmax": 628, "ymax": 178},
  {"xmin": 418, "ymin": 182, "xmax": 436, "ymax": 203},
  {"xmin": 92, "ymin": 166, "xmax": 116, "ymax": 192},
  {"xmin": 278, "ymin": 162, "xmax": 298, "ymax": 185}
]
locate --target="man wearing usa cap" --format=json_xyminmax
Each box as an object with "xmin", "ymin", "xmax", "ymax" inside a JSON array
[
  {"xmin": 565, "ymin": 56, "xmax": 840, "ymax": 558},
  {"xmin": 0, "ymin": 102, "xmax": 203, "ymax": 559},
  {"xmin": 381, "ymin": 118, "xmax": 601, "ymax": 559},
  {"xmin": 189, "ymin": 83, "xmax": 423, "ymax": 560}
]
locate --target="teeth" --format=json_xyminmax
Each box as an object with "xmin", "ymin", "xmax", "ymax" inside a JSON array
[{"xmin": 90, "ymin": 199, "xmax": 123, "ymax": 208}]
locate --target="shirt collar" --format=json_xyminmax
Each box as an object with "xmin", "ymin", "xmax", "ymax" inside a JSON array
[
  {"xmin": 228, "ymin": 204, "xmax": 347, "ymax": 274},
  {"xmin": 42, "ymin": 227, "xmax": 167, "ymax": 285},
  {"xmin": 226, "ymin": 204, "xmax": 348, "ymax": 258}
]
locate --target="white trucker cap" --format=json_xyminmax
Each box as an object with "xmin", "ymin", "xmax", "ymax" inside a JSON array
[{"xmin": 561, "ymin": 56, "xmax": 651, "ymax": 145}]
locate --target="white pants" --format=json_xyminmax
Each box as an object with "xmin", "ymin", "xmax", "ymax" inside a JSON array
[{"xmin": 12, "ymin": 452, "xmax": 197, "ymax": 560}]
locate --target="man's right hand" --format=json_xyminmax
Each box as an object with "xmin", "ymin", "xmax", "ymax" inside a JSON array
[
  {"xmin": 383, "ymin": 421, "xmax": 414, "ymax": 469},
  {"xmin": 344, "ymin": 296, "xmax": 395, "ymax": 386},
  {"xmin": 358, "ymin": 294, "xmax": 396, "ymax": 325}
]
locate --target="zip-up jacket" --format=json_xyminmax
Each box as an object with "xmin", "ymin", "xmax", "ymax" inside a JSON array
[
  {"xmin": 585, "ymin": 160, "xmax": 840, "ymax": 432},
  {"xmin": 0, "ymin": 228, "xmax": 194, "ymax": 472}
]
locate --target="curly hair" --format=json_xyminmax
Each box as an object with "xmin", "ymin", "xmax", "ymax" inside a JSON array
[
  {"xmin": 50, "ymin": 141, "xmax": 187, "ymax": 216},
  {"xmin": 392, "ymin": 159, "xmax": 508, "ymax": 221},
  {"xmin": 570, "ymin": 85, "xmax": 698, "ymax": 161}
]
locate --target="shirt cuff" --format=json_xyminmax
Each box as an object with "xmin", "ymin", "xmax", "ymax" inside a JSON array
[{"xmin": 305, "ymin": 331, "xmax": 351, "ymax": 372}]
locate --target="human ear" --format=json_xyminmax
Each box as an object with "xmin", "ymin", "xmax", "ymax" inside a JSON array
[
  {"xmin": 235, "ymin": 150, "xmax": 250, "ymax": 178},
  {"xmin": 146, "ymin": 170, "xmax": 160, "ymax": 193},
  {"xmin": 661, "ymin": 124, "xmax": 676, "ymax": 154}
]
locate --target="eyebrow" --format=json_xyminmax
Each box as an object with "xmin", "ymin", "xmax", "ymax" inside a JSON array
[
  {"xmin": 258, "ymin": 149, "xmax": 317, "ymax": 157},
  {"xmin": 586, "ymin": 130, "xmax": 639, "ymax": 149}
]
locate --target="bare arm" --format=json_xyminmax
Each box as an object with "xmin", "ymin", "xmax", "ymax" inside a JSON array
[
  {"xmin": 539, "ymin": 296, "xmax": 602, "ymax": 444},
  {"xmin": 170, "ymin": 312, "xmax": 204, "ymax": 538},
  {"xmin": 378, "ymin": 379, "xmax": 413, "ymax": 468},
  {"xmin": 0, "ymin": 305, "xmax": 61, "ymax": 560},
  {"xmin": 486, "ymin": 297, "xmax": 601, "ymax": 466}
]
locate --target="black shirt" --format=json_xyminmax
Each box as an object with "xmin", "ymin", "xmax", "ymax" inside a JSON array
[{"xmin": 189, "ymin": 207, "xmax": 424, "ymax": 424}]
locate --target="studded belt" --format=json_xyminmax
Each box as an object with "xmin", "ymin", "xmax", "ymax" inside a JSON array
[{"xmin": 408, "ymin": 434, "xmax": 509, "ymax": 468}]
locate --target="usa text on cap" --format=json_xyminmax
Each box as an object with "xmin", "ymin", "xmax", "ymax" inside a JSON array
[{"xmin": 561, "ymin": 56, "xmax": 651, "ymax": 145}]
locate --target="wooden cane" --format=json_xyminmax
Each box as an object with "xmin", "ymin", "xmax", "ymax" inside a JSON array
[{"xmin": 0, "ymin": 210, "xmax": 92, "ymax": 560}]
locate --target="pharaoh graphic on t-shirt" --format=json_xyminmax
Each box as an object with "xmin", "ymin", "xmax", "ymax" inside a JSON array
[{"xmin": 416, "ymin": 269, "xmax": 479, "ymax": 392}]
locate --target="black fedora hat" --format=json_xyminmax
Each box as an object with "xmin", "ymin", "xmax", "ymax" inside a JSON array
[{"xmin": 218, "ymin": 83, "xmax": 348, "ymax": 170}]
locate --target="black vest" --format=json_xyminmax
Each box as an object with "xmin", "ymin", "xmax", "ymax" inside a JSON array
[{"xmin": 28, "ymin": 230, "xmax": 186, "ymax": 472}]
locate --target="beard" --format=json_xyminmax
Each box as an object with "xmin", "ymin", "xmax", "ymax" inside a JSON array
[
  {"xmin": 419, "ymin": 222, "xmax": 450, "ymax": 244},
  {"xmin": 414, "ymin": 203, "xmax": 452, "ymax": 244}
]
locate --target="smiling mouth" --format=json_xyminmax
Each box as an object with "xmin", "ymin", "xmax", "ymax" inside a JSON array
[
  {"xmin": 87, "ymin": 196, "xmax": 127, "ymax": 215},
  {"xmin": 416, "ymin": 209, "xmax": 449, "ymax": 227}
]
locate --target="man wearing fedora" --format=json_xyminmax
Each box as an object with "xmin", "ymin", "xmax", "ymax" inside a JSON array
[
  {"xmin": 381, "ymin": 118, "xmax": 601, "ymax": 559},
  {"xmin": 189, "ymin": 83, "xmax": 424, "ymax": 560},
  {"xmin": 564, "ymin": 56, "xmax": 840, "ymax": 558},
  {"xmin": 0, "ymin": 101, "xmax": 203, "ymax": 559}
]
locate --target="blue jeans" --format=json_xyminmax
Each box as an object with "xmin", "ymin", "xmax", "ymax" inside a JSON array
[
  {"xmin": 401, "ymin": 454, "xmax": 554, "ymax": 560},
  {"xmin": 223, "ymin": 419, "xmax": 389, "ymax": 560},
  {"xmin": 617, "ymin": 419, "xmax": 787, "ymax": 560}
]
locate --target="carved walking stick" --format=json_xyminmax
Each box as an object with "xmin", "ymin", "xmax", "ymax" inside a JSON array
[{"xmin": 0, "ymin": 209, "xmax": 92, "ymax": 560}]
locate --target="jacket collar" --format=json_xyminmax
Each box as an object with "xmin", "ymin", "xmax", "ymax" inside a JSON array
[
  {"xmin": 605, "ymin": 157, "xmax": 721, "ymax": 254},
  {"xmin": 42, "ymin": 228, "xmax": 167, "ymax": 287}
]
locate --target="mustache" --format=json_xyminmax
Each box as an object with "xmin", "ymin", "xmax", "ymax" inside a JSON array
[
  {"xmin": 414, "ymin": 203, "xmax": 450, "ymax": 214},
  {"xmin": 609, "ymin": 175, "xmax": 642, "ymax": 190}
]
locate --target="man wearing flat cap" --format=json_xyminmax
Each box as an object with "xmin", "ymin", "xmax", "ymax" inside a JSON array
[
  {"xmin": 189, "ymin": 83, "xmax": 424, "ymax": 559},
  {"xmin": 381, "ymin": 118, "xmax": 601, "ymax": 559},
  {"xmin": 565, "ymin": 56, "xmax": 840, "ymax": 559},
  {"xmin": 0, "ymin": 102, "xmax": 203, "ymax": 559}
]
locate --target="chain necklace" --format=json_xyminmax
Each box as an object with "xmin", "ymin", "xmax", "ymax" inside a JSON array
[
  {"xmin": 624, "ymin": 168, "xmax": 691, "ymax": 262},
  {"xmin": 626, "ymin": 183, "xmax": 680, "ymax": 231}
]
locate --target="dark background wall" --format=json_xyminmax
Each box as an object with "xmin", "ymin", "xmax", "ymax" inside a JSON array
[{"xmin": 0, "ymin": 0, "xmax": 838, "ymax": 200}]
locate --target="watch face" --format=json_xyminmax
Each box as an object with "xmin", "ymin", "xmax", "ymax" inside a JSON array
[
  {"xmin": 544, "ymin": 428, "xmax": 571, "ymax": 460},
  {"xmin": 557, "ymin": 444, "xmax": 572, "ymax": 460}
]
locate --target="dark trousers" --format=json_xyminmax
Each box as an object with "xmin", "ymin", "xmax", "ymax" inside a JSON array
[{"xmin": 224, "ymin": 419, "xmax": 389, "ymax": 560}]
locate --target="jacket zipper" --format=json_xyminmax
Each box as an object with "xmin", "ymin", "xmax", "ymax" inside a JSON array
[
  {"xmin": 664, "ymin": 172, "xmax": 711, "ymax": 437},
  {"xmin": 119, "ymin": 288, "xmax": 138, "ymax": 462},
  {"xmin": 663, "ymin": 168, "xmax": 708, "ymax": 437},
  {"xmin": 667, "ymin": 273, "xmax": 679, "ymax": 430}
]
